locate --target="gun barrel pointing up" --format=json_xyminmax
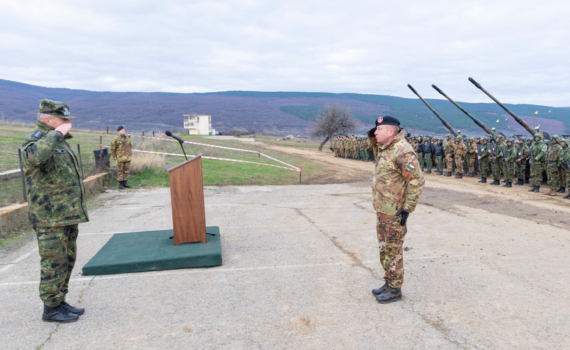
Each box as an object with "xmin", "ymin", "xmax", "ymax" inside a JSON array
[
  {"xmin": 432, "ymin": 84, "xmax": 492, "ymax": 136},
  {"xmin": 468, "ymin": 77, "xmax": 537, "ymax": 137},
  {"xmin": 407, "ymin": 84, "xmax": 458, "ymax": 137}
]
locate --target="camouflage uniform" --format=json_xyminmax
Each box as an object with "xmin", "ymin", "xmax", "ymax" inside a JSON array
[
  {"xmin": 111, "ymin": 134, "xmax": 133, "ymax": 181},
  {"xmin": 515, "ymin": 140, "xmax": 530, "ymax": 184},
  {"xmin": 530, "ymin": 133, "xmax": 547, "ymax": 188},
  {"xmin": 21, "ymin": 100, "xmax": 89, "ymax": 308},
  {"xmin": 444, "ymin": 135, "xmax": 455, "ymax": 175},
  {"xmin": 372, "ymin": 130, "xmax": 425, "ymax": 289},
  {"xmin": 503, "ymin": 140, "xmax": 516, "ymax": 185},
  {"xmin": 560, "ymin": 140, "xmax": 570, "ymax": 198},
  {"xmin": 545, "ymin": 135, "xmax": 562, "ymax": 192},
  {"xmin": 454, "ymin": 136, "xmax": 467, "ymax": 176},
  {"xmin": 478, "ymin": 139, "xmax": 490, "ymax": 181},
  {"xmin": 467, "ymin": 137, "xmax": 477, "ymax": 176},
  {"xmin": 492, "ymin": 138, "xmax": 504, "ymax": 183}
]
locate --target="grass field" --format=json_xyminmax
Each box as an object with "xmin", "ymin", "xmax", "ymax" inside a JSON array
[{"xmin": 0, "ymin": 123, "xmax": 320, "ymax": 206}]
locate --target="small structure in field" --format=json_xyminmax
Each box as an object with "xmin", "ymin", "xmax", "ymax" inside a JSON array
[{"xmin": 183, "ymin": 114, "xmax": 216, "ymax": 135}]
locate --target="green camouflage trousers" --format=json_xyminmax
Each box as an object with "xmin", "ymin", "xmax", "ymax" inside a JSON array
[
  {"xmin": 480, "ymin": 157, "xmax": 490, "ymax": 178},
  {"xmin": 546, "ymin": 163, "xmax": 560, "ymax": 190},
  {"xmin": 117, "ymin": 161, "xmax": 131, "ymax": 181},
  {"xmin": 503, "ymin": 161, "xmax": 514, "ymax": 182},
  {"xmin": 516, "ymin": 160, "xmax": 526, "ymax": 180},
  {"xmin": 532, "ymin": 163, "xmax": 544, "ymax": 187},
  {"xmin": 36, "ymin": 225, "xmax": 78, "ymax": 307},
  {"xmin": 377, "ymin": 213, "xmax": 407, "ymax": 289},
  {"xmin": 492, "ymin": 159, "xmax": 502, "ymax": 181}
]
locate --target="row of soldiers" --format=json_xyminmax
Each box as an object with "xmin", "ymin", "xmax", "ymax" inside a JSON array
[
  {"xmin": 413, "ymin": 133, "xmax": 570, "ymax": 197},
  {"xmin": 332, "ymin": 136, "xmax": 378, "ymax": 162},
  {"xmin": 331, "ymin": 131, "xmax": 570, "ymax": 199}
]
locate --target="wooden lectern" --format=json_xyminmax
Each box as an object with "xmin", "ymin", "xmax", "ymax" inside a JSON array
[{"xmin": 166, "ymin": 154, "xmax": 207, "ymax": 245}]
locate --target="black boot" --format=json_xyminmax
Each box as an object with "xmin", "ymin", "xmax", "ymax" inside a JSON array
[
  {"xmin": 455, "ymin": 173, "xmax": 463, "ymax": 179},
  {"xmin": 557, "ymin": 187, "xmax": 565, "ymax": 193},
  {"xmin": 514, "ymin": 179, "xmax": 524, "ymax": 185},
  {"xmin": 478, "ymin": 177, "xmax": 487, "ymax": 183},
  {"xmin": 503, "ymin": 182, "xmax": 512, "ymax": 188},
  {"xmin": 528, "ymin": 185, "xmax": 536, "ymax": 192},
  {"xmin": 444, "ymin": 172, "xmax": 451, "ymax": 177},
  {"xmin": 490, "ymin": 179, "xmax": 500, "ymax": 185},
  {"xmin": 123, "ymin": 181, "xmax": 132, "ymax": 189},
  {"xmin": 371, "ymin": 283, "xmax": 388, "ymax": 296},
  {"xmin": 532, "ymin": 186, "xmax": 540, "ymax": 192},
  {"xmin": 564, "ymin": 193, "xmax": 570, "ymax": 199},
  {"xmin": 119, "ymin": 181, "xmax": 125, "ymax": 190},
  {"xmin": 42, "ymin": 304, "xmax": 79, "ymax": 323},
  {"xmin": 376, "ymin": 286, "xmax": 402, "ymax": 304},
  {"xmin": 524, "ymin": 179, "xmax": 530, "ymax": 184},
  {"xmin": 60, "ymin": 301, "xmax": 85, "ymax": 316}
]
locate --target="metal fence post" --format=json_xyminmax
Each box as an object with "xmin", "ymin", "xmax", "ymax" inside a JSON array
[
  {"xmin": 77, "ymin": 144, "xmax": 84, "ymax": 179},
  {"xmin": 17, "ymin": 148, "xmax": 27, "ymax": 202}
]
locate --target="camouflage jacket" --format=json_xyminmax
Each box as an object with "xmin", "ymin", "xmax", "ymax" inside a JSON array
[
  {"xmin": 493, "ymin": 142, "xmax": 504, "ymax": 160},
  {"xmin": 455, "ymin": 141, "xmax": 467, "ymax": 157},
  {"xmin": 372, "ymin": 131, "xmax": 425, "ymax": 215},
  {"xmin": 444, "ymin": 140, "xmax": 455, "ymax": 155},
  {"xmin": 532, "ymin": 141, "xmax": 547, "ymax": 163},
  {"xmin": 468, "ymin": 142, "xmax": 477, "ymax": 154},
  {"xmin": 560, "ymin": 146, "xmax": 570, "ymax": 171},
  {"xmin": 111, "ymin": 135, "xmax": 132, "ymax": 162},
  {"xmin": 21, "ymin": 121, "xmax": 89, "ymax": 229},
  {"xmin": 545, "ymin": 143, "xmax": 561, "ymax": 163},
  {"xmin": 504, "ymin": 144, "xmax": 516, "ymax": 162},
  {"xmin": 517, "ymin": 144, "xmax": 530, "ymax": 161},
  {"xmin": 479, "ymin": 143, "xmax": 490, "ymax": 159}
]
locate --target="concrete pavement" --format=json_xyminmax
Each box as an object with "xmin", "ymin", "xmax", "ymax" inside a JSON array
[{"xmin": 1, "ymin": 181, "xmax": 570, "ymax": 349}]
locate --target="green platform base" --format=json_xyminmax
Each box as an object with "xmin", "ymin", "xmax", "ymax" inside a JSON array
[{"xmin": 82, "ymin": 227, "xmax": 222, "ymax": 276}]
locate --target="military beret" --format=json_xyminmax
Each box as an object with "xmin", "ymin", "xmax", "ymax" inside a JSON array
[
  {"xmin": 39, "ymin": 99, "xmax": 76, "ymax": 119},
  {"xmin": 375, "ymin": 116, "xmax": 400, "ymax": 127},
  {"xmin": 117, "ymin": 126, "xmax": 124, "ymax": 131}
]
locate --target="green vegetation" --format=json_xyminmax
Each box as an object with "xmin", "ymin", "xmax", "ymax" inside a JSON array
[{"xmin": 0, "ymin": 124, "xmax": 320, "ymax": 207}]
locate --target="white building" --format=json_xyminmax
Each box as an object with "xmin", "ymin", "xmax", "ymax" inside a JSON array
[{"xmin": 183, "ymin": 114, "xmax": 215, "ymax": 135}]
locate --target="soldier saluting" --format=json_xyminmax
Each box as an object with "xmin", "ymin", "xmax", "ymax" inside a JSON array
[
  {"xmin": 370, "ymin": 116, "xmax": 425, "ymax": 303},
  {"xmin": 21, "ymin": 99, "xmax": 89, "ymax": 323}
]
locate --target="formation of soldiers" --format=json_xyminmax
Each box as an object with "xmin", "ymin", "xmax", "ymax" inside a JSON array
[
  {"xmin": 332, "ymin": 135, "xmax": 377, "ymax": 162},
  {"xmin": 332, "ymin": 130, "xmax": 570, "ymax": 199}
]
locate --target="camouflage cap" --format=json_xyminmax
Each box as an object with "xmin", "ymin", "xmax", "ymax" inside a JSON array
[{"xmin": 39, "ymin": 99, "xmax": 75, "ymax": 119}]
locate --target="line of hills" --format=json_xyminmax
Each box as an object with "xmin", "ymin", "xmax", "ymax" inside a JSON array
[{"xmin": 0, "ymin": 79, "xmax": 568, "ymax": 137}]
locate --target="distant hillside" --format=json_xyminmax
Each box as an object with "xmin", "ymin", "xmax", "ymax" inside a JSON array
[{"xmin": 0, "ymin": 79, "xmax": 568, "ymax": 137}]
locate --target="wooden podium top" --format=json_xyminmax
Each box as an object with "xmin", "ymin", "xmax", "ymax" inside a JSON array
[{"xmin": 166, "ymin": 154, "xmax": 202, "ymax": 173}]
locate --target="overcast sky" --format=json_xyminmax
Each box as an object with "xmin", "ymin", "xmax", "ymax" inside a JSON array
[{"xmin": 1, "ymin": 0, "xmax": 569, "ymax": 106}]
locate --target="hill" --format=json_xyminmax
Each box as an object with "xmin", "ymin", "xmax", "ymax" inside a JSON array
[{"xmin": 0, "ymin": 79, "xmax": 568, "ymax": 137}]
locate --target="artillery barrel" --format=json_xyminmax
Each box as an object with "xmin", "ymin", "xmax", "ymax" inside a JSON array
[
  {"xmin": 407, "ymin": 84, "xmax": 458, "ymax": 137},
  {"xmin": 468, "ymin": 77, "xmax": 536, "ymax": 137},
  {"xmin": 432, "ymin": 84, "xmax": 492, "ymax": 135}
]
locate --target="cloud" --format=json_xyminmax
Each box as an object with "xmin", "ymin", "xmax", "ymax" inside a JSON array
[{"xmin": 0, "ymin": 0, "xmax": 569, "ymax": 105}]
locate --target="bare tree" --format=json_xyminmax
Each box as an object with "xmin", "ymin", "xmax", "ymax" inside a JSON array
[{"xmin": 309, "ymin": 103, "xmax": 358, "ymax": 151}]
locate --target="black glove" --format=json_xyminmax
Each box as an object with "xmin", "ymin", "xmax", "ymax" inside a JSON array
[
  {"xmin": 367, "ymin": 127, "xmax": 376, "ymax": 138},
  {"xmin": 396, "ymin": 209, "xmax": 409, "ymax": 226}
]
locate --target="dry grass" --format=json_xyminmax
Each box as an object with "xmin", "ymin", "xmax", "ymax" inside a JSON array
[{"xmin": 129, "ymin": 152, "xmax": 166, "ymax": 174}]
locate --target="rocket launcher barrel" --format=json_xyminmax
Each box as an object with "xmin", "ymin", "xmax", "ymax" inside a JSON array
[
  {"xmin": 407, "ymin": 84, "xmax": 458, "ymax": 137},
  {"xmin": 468, "ymin": 77, "xmax": 537, "ymax": 137},
  {"xmin": 432, "ymin": 84, "xmax": 492, "ymax": 136}
]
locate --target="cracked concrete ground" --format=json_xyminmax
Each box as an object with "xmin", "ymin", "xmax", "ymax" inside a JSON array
[{"xmin": 1, "ymin": 179, "xmax": 570, "ymax": 349}]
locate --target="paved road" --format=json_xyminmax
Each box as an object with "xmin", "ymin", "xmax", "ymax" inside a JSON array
[{"xmin": 1, "ymin": 180, "xmax": 570, "ymax": 349}]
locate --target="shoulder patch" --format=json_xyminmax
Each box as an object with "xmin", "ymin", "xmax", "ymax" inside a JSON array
[
  {"xmin": 407, "ymin": 163, "xmax": 415, "ymax": 170},
  {"xmin": 32, "ymin": 131, "xmax": 44, "ymax": 138}
]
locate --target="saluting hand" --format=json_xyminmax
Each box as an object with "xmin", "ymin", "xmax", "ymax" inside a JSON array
[{"xmin": 55, "ymin": 122, "xmax": 72, "ymax": 136}]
